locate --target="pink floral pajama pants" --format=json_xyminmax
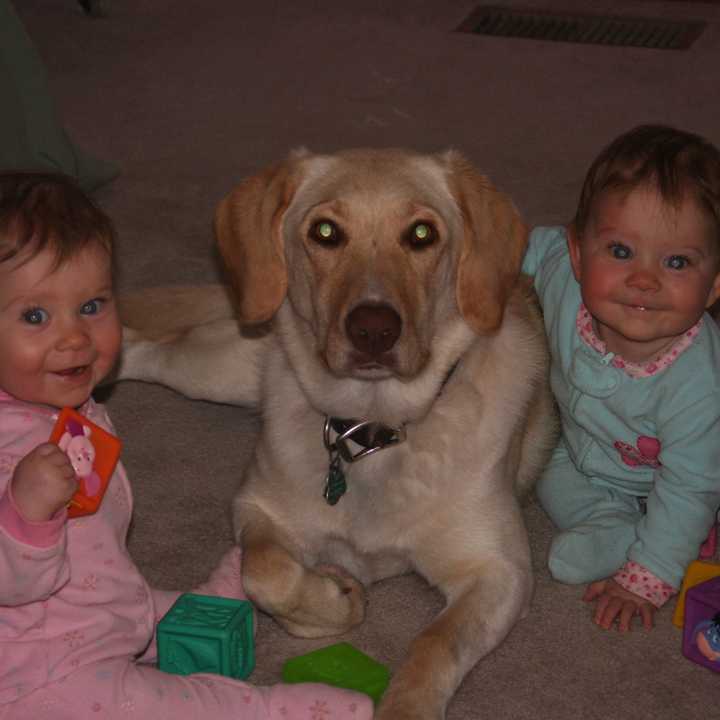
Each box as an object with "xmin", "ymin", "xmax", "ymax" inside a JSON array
[
  {"xmin": 0, "ymin": 548, "xmax": 373, "ymax": 720},
  {"xmin": 0, "ymin": 658, "xmax": 373, "ymax": 720}
]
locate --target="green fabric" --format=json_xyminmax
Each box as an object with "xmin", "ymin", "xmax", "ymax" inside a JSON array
[{"xmin": 0, "ymin": 0, "xmax": 118, "ymax": 191}]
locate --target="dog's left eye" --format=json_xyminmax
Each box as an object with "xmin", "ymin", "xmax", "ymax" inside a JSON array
[
  {"xmin": 409, "ymin": 223, "xmax": 434, "ymax": 247},
  {"xmin": 312, "ymin": 221, "xmax": 339, "ymax": 245}
]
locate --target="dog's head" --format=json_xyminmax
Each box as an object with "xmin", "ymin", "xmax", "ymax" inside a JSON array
[{"xmin": 214, "ymin": 148, "xmax": 527, "ymax": 381}]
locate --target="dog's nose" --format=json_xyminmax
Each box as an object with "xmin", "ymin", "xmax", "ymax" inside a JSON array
[{"xmin": 345, "ymin": 304, "xmax": 402, "ymax": 356}]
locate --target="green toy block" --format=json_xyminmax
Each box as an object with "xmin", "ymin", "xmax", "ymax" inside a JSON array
[
  {"xmin": 157, "ymin": 593, "xmax": 254, "ymax": 680},
  {"xmin": 283, "ymin": 642, "xmax": 389, "ymax": 704}
]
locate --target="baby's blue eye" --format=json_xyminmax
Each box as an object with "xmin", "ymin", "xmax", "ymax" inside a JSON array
[
  {"xmin": 666, "ymin": 256, "xmax": 687, "ymax": 270},
  {"xmin": 23, "ymin": 308, "xmax": 48, "ymax": 325},
  {"xmin": 612, "ymin": 245, "xmax": 631, "ymax": 260},
  {"xmin": 81, "ymin": 300, "xmax": 101, "ymax": 314}
]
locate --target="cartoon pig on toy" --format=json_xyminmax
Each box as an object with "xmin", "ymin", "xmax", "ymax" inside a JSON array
[{"xmin": 59, "ymin": 418, "xmax": 102, "ymax": 498}]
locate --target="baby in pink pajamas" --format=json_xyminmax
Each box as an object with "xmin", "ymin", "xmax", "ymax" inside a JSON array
[{"xmin": 0, "ymin": 172, "xmax": 374, "ymax": 720}]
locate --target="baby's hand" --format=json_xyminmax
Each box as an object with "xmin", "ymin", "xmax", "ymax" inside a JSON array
[
  {"xmin": 583, "ymin": 577, "xmax": 656, "ymax": 631},
  {"xmin": 11, "ymin": 444, "xmax": 78, "ymax": 523}
]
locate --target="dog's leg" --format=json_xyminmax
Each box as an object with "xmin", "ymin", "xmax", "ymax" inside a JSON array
[
  {"xmin": 111, "ymin": 320, "xmax": 269, "ymax": 406},
  {"xmin": 375, "ymin": 560, "xmax": 532, "ymax": 720},
  {"xmin": 237, "ymin": 509, "xmax": 367, "ymax": 638},
  {"xmin": 109, "ymin": 284, "xmax": 270, "ymax": 406}
]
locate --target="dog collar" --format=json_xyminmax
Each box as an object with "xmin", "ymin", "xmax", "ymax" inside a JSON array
[
  {"xmin": 322, "ymin": 418, "xmax": 406, "ymax": 505},
  {"xmin": 321, "ymin": 360, "xmax": 459, "ymax": 505},
  {"xmin": 325, "ymin": 417, "xmax": 407, "ymax": 463}
]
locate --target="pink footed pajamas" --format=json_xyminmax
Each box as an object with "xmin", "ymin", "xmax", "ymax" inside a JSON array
[{"xmin": 0, "ymin": 392, "xmax": 373, "ymax": 720}]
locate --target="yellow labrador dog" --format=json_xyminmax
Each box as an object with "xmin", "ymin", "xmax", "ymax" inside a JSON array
[{"xmin": 118, "ymin": 149, "xmax": 557, "ymax": 720}]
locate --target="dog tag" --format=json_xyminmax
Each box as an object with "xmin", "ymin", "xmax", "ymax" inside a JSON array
[{"xmin": 324, "ymin": 457, "xmax": 347, "ymax": 505}]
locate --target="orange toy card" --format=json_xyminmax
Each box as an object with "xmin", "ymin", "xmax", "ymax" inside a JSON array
[{"xmin": 49, "ymin": 407, "xmax": 122, "ymax": 518}]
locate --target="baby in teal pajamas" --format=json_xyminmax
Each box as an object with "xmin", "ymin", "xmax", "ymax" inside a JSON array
[{"xmin": 522, "ymin": 126, "xmax": 720, "ymax": 631}]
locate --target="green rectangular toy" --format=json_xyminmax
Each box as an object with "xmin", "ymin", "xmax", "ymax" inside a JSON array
[
  {"xmin": 157, "ymin": 593, "xmax": 254, "ymax": 680},
  {"xmin": 283, "ymin": 642, "xmax": 389, "ymax": 704}
]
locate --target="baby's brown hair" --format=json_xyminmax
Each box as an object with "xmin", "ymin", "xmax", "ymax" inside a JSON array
[
  {"xmin": 573, "ymin": 125, "xmax": 720, "ymax": 246},
  {"xmin": 0, "ymin": 172, "xmax": 117, "ymax": 273}
]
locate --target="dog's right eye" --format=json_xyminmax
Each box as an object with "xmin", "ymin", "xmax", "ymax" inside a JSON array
[
  {"xmin": 409, "ymin": 222, "xmax": 435, "ymax": 248},
  {"xmin": 312, "ymin": 221, "xmax": 339, "ymax": 245}
]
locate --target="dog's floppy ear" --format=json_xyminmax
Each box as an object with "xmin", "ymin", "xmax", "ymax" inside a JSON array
[
  {"xmin": 213, "ymin": 152, "xmax": 306, "ymax": 323},
  {"xmin": 444, "ymin": 151, "xmax": 529, "ymax": 334}
]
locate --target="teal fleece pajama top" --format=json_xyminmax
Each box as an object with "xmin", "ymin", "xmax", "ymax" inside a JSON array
[{"xmin": 521, "ymin": 226, "xmax": 720, "ymax": 590}]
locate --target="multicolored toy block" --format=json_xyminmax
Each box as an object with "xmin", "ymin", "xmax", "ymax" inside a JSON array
[
  {"xmin": 672, "ymin": 560, "xmax": 720, "ymax": 627},
  {"xmin": 683, "ymin": 575, "xmax": 720, "ymax": 672},
  {"xmin": 50, "ymin": 407, "xmax": 121, "ymax": 517},
  {"xmin": 283, "ymin": 642, "xmax": 389, "ymax": 704},
  {"xmin": 157, "ymin": 593, "xmax": 254, "ymax": 680}
]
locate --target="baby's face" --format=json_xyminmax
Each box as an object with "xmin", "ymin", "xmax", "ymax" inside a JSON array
[
  {"xmin": 0, "ymin": 244, "xmax": 121, "ymax": 409},
  {"xmin": 567, "ymin": 185, "xmax": 720, "ymax": 363}
]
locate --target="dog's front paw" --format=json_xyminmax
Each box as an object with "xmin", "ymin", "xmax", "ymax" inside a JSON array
[
  {"xmin": 275, "ymin": 564, "xmax": 367, "ymax": 638},
  {"xmin": 374, "ymin": 692, "xmax": 444, "ymax": 720},
  {"xmin": 316, "ymin": 563, "xmax": 367, "ymax": 603},
  {"xmin": 374, "ymin": 669, "xmax": 447, "ymax": 720}
]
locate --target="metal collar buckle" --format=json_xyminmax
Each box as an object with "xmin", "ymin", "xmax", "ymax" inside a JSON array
[
  {"xmin": 321, "ymin": 417, "xmax": 407, "ymax": 505},
  {"xmin": 319, "ymin": 360, "xmax": 456, "ymax": 505},
  {"xmin": 324, "ymin": 417, "xmax": 407, "ymax": 463}
]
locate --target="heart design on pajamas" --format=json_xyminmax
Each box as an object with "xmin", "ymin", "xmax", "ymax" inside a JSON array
[{"xmin": 614, "ymin": 436, "xmax": 661, "ymax": 468}]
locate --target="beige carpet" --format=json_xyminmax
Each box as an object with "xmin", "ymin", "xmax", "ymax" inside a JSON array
[{"xmin": 14, "ymin": 0, "xmax": 720, "ymax": 717}]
